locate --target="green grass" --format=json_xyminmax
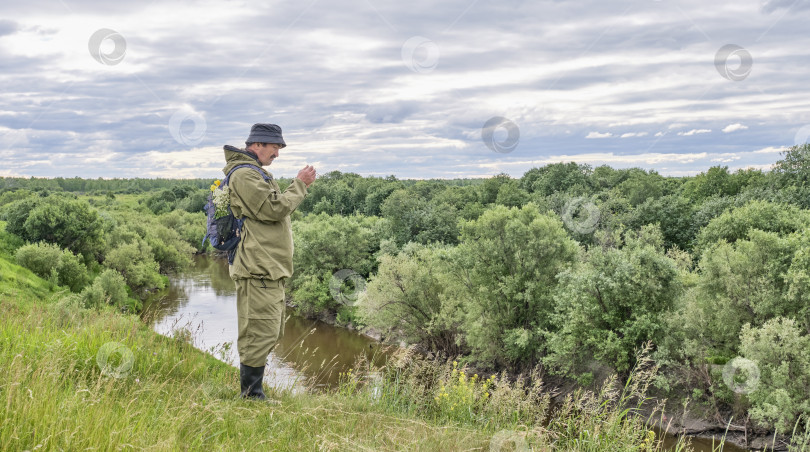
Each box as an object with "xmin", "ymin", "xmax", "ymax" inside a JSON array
[{"xmin": 0, "ymin": 252, "xmax": 498, "ymax": 451}]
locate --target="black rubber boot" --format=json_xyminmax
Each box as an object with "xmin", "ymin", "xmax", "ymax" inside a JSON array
[{"xmin": 239, "ymin": 363, "xmax": 267, "ymax": 400}]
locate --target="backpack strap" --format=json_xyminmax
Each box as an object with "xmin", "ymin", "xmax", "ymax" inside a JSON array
[{"xmin": 224, "ymin": 164, "xmax": 272, "ymax": 185}]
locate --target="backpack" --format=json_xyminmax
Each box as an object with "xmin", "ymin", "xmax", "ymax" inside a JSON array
[{"xmin": 202, "ymin": 164, "xmax": 272, "ymax": 264}]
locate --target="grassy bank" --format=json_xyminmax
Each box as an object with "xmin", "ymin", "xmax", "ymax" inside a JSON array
[
  {"xmin": 0, "ymin": 252, "xmax": 759, "ymax": 451},
  {"xmin": 0, "ymin": 268, "xmax": 495, "ymax": 450}
]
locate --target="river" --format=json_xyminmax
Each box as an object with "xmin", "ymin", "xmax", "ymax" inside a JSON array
[
  {"xmin": 141, "ymin": 254, "xmax": 389, "ymax": 392},
  {"xmin": 142, "ymin": 254, "xmax": 748, "ymax": 451}
]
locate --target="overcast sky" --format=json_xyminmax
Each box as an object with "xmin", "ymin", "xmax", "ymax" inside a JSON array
[{"xmin": 1, "ymin": 0, "xmax": 809, "ymax": 180}]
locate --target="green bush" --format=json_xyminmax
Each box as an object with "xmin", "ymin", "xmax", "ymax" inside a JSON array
[
  {"xmin": 739, "ymin": 317, "xmax": 810, "ymax": 433},
  {"xmin": 686, "ymin": 230, "xmax": 806, "ymax": 356},
  {"xmin": 140, "ymin": 223, "xmax": 193, "ymax": 273},
  {"xmin": 80, "ymin": 280, "xmax": 106, "ymax": 309},
  {"xmin": 452, "ymin": 203, "xmax": 579, "ymax": 369},
  {"xmin": 56, "ymin": 250, "xmax": 89, "ymax": 292},
  {"xmin": 159, "ymin": 210, "xmax": 206, "ymax": 252},
  {"xmin": 15, "ymin": 242, "xmax": 63, "ymax": 278},
  {"xmin": 291, "ymin": 213, "xmax": 381, "ymax": 317},
  {"xmin": 17, "ymin": 195, "xmax": 104, "ymax": 260},
  {"xmin": 80, "ymin": 269, "xmax": 135, "ymax": 311},
  {"xmin": 104, "ymin": 240, "xmax": 164, "ymax": 292},
  {"xmin": 176, "ymin": 189, "xmax": 208, "ymax": 213},
  {"xmin": 290, "ymin": 272, "xmax": 333, "ymax": 318},
  {"xmin": 544, "ymin": 225, "xmax": 682, "ymax": 377},
  {"xmin": 94, "ymin": 269, "xmax": 129, "ymax": 308},
  {"xmin": 359, "ymin": 243, "xmax": 461, "ymax": 354}
]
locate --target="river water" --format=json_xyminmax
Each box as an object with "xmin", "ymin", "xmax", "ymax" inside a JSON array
[
  {"xmin": 142, "ymin": 255, "xmax": 748, "ymax": 451},
  {"xmin": 141, "ymin": 255, "xmax": 389, "ymax": 392}
]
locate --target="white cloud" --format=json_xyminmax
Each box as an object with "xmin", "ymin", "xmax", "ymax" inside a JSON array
[
  {"xmin": 722, "ymin": 123, "xmax": 748, "ymax": 133},
  {"xmin": 678, "ymin": 129, "xmax": 712, "ymax": 136},
  {"xmin": 620, "ymin": 132, "xmax": 649, "ymax": 138},
  {"xmin": 585, "ymin": 131, "xmax": 613, "ymax": 139},
  {"xmin": 752, "ymin": 146, "xmax": 788, "ymax": 154},
  {"xmin": 710, "ymin": 153, "xmax": 741, "ymax": 163}
]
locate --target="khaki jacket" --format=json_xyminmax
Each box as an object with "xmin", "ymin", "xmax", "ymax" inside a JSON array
[{"xmin": 222, "ymin": 145, "xmax": 308, "ymax": 281}]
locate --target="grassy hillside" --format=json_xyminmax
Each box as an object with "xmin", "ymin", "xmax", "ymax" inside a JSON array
[{"xmin": 0, "ymin": 254, "xmax": 510, "ymax": 450}]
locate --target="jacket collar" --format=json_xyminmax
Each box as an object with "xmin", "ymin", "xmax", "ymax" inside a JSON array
[{"xmin": 224, "ymin": 145, "xmax": 261, "ymax": 165}]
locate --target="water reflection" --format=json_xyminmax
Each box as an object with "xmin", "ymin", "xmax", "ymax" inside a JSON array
[{"xmin": 141, "ymin": 255, "xmax": 390, "ymax": 391}]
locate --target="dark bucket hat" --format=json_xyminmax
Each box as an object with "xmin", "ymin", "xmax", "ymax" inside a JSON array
[{"xmin": 245, "ymin": 123, "xmax": 286, "ymax": 148}]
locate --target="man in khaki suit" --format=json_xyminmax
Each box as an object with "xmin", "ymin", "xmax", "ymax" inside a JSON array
[{"xmin": 223, "ymin": 123, "xmax": 316, "ymax": 400}]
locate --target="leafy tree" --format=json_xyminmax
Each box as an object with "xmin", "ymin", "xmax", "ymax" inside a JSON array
[
  {"xmin": 740, "ymin": 317, "xmax": 810, "ymax": 433},
  {"xmin": 681, "ymin": 166, "xmax": 735, "ymax": 202},
  {"xmin": 545, "ymin": 226, "xmax": 683, "ymax": 376},
  {"xmin": 688, "ymin": 229, "xmax": 806, "ymax": 357},
  {"xmin": 695, "ymin": 200, "xmax": 810, "ymax": 253},
  {"xmin": 589, "ymin": 165, "xmax": 628, "ymax": 191},
  {"xmin": 380, "ymin": 190, "xmax": 459, "ymax": 246},
  {"xmin": 359, "ymin": 243, "xmax": 462, "ymax": 354},
  {"xmin": 363, "ymin": 182, "xmax": 399, "ymax": 216},
  {"xmin": 291, "ymin": 213, "xmax": 381, "ymax": 316},
  {"xmin": 431, "ymin": 185, "xmax": 483, "ymax": 220},
  {"xmin": 3, "ymin": 197, "xmax": 41, "ymax": 238},
  {"xmin": 625, "ymin": 195, "xmax": 696, "ymax": 250},
  {"xmin": 494, "ymin": 182, "xmax": 529, "ymax": 208},
  {"xmin": 9, "ymin": 195, "xmax": 104, "ymax": 260},
  {"xmin": 771, "ymin": 143, "xmax": 810, "ymax": 208},
  {"xmin": 0, "ymin": 189, "xmax": 34, "ymax": 208},
  {"xmin": 521, "ymin": 163, "xmax": 591, "ymax": 196},
  {"xmin": 478, "ymin": 173, "xmax": 515, "ymax": 205},
  {"xmin": 691, "ymin": 196, "xmax": 736, "ymax": 235},
  {"xmin": 613, "ymin": 169, "xmax": 664, "ymax": 206},
  {"xmin": 451, "ymin": 203, "xmax": 579, "ymax": 369}
]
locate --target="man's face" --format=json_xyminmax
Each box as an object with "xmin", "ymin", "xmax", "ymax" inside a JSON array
[{"xmin": 252, "ymin": 143, "xmax": 281, "ymax": 166}]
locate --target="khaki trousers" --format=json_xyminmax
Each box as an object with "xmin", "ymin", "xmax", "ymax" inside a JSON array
[{"xmin": 234, "ymin": 278, "xmax": 286, "ymax": 367}]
